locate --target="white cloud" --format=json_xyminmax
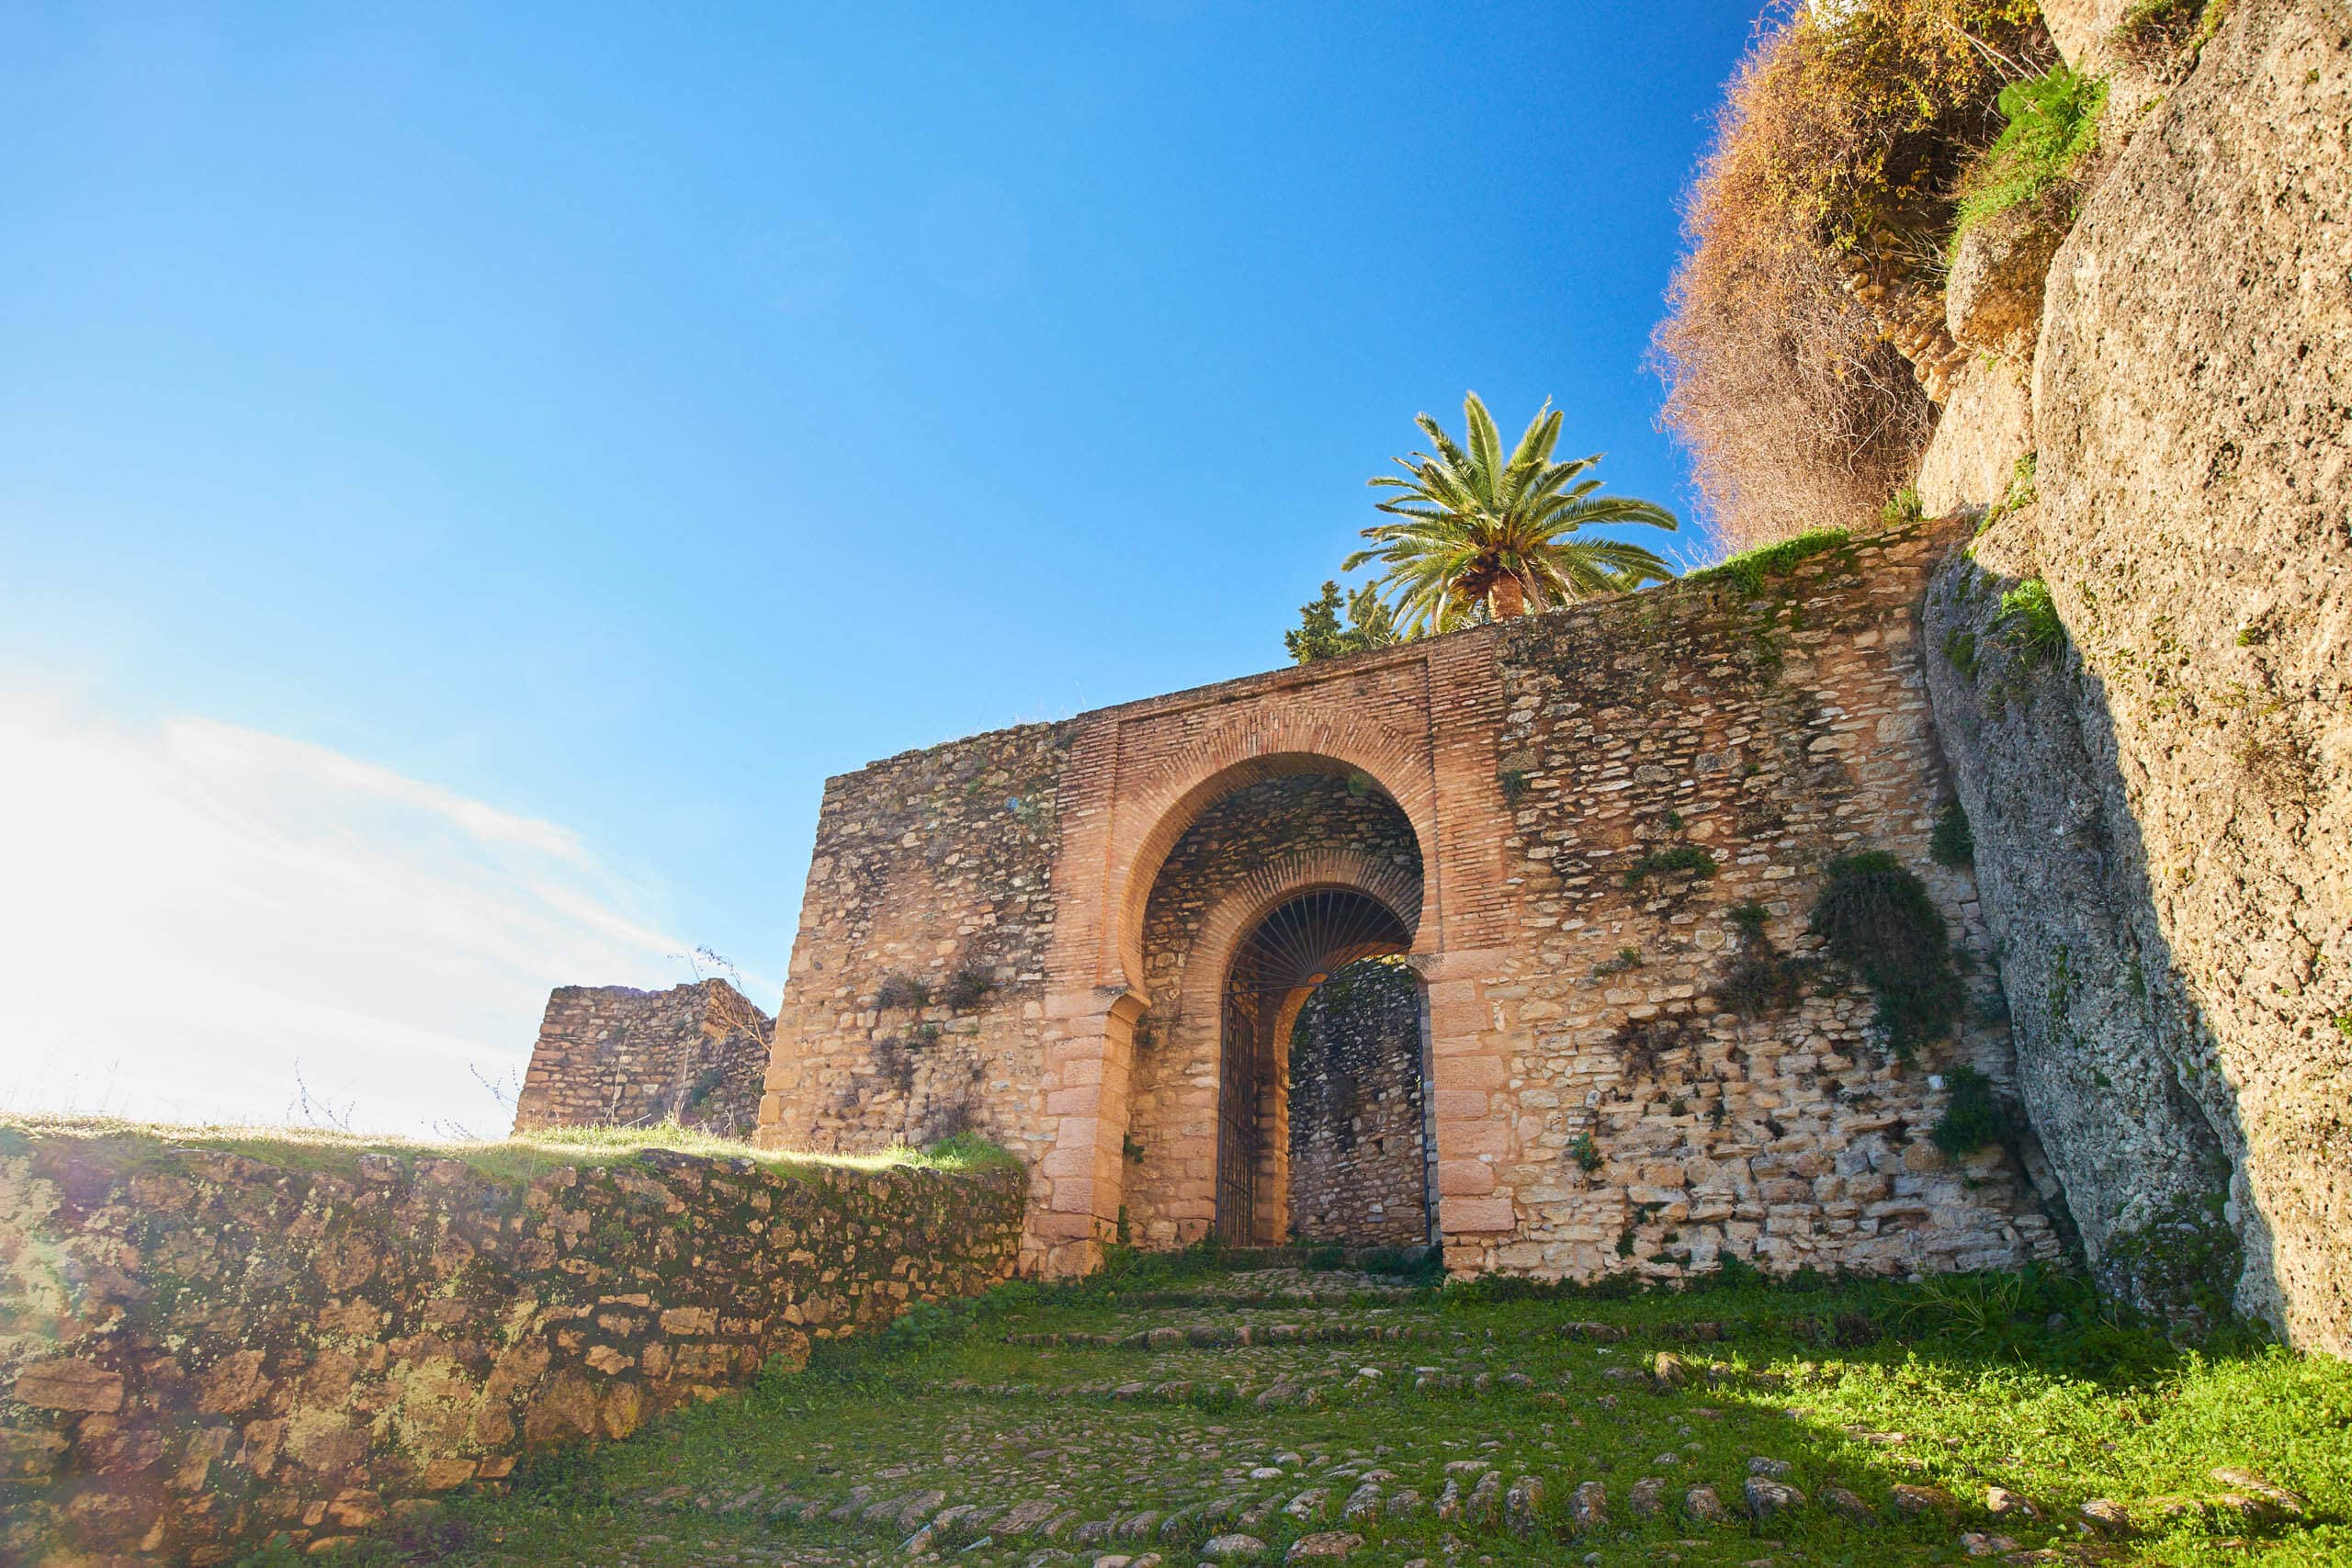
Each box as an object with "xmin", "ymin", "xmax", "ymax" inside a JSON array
[{"xmin": 0, "ymin": 685, "xmax": 746, "ymax": 1138}]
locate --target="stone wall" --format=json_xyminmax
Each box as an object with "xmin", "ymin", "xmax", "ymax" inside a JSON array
[
  {"xmin": 1443, "ymin": 523, "xmax": 2064, "ymax": 1279},
  {"xmin": 1914, "ymin": 0, "xmax": 2351, "ymax": 1353},
  {"xmin": 1285, "ymin": 959, "xmax": 1431, "ymax": 1247},
  {"xmin": 0, "ymin": 1123, "xmax": 1023, "ymax": 1565},
  {"xmin": 514, "ymin": 980, "xmax": 773, "ymax": 1137},
  {"xmin": 758, "ymin": 721, "xmax": 1072, "ymax": 1168}
]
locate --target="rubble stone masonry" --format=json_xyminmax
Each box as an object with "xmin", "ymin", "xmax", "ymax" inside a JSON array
[
  {"xmin": 513, "ymin": 980, "xmax": 773, "ymax": 1137},
  {"xmin": 0, "ymin": 1123, "xmax": 1023, "ymax": 1564},
  {"xmin": 1285, "ymin": 959, "xmax": 1432, "ymax": 1247},
  {"xmin": 758, "ymin": 517, "xmax": 2063, "ymax": 1281}
]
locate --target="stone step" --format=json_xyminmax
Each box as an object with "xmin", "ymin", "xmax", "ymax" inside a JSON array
[
  {"xmin": 1082, "ymin": 1285, "xmax": 1422, "ymax": 1310},
  {"xmin": 624, "ymin": 1457, "xmax": 1945, "ymax": 1557},
  {"xmin": 1003, "ymin": 1320, "xmax": 1442, "ymax": 1349}
]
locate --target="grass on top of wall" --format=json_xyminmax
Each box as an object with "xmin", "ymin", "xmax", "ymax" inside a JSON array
[{"xmin": 0, "ymin": 1112, "xmax": 1019, "ymax": 1189}]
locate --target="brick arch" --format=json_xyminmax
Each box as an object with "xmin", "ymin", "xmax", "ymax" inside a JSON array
[
  {"xmin": 1109, "ymin": 715, "xmax": 1440, "ymax": 993},
  {"xmin": 1168, "ymin": 844, "xmax": 1424, "ymax": 1030}
]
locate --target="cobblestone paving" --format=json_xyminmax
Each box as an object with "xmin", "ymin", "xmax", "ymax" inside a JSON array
[{"xmin": 426, "ymin": 1267, "xmax": 2339, "ymax": 1568}]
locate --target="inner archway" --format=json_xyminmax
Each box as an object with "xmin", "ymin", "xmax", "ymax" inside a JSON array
[{"xmin": 1216, "ymin": 888, "xmax": 1416, "ymax": 1245}]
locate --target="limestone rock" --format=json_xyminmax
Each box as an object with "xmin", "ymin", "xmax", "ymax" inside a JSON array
[
  {"xmin": 1942, "ymin": 0, "xmax": 2352, "ymax": 1354},
  {"xmin": 2079, "ymin": 1498, "xmax": 2133, "ymax": 1535},
  {"xmin": 1744, "ymin": 1476, "xmax": 1805, "ymax": 1519},
  {"xmin": 12, "ymin": 1359, "xmax": 125, "ymax": 1413},
  {"xmin": 1985, "ymin": 1485, "xmax": 2040, "ymax": 1518},
  {"xmin": 1284, "ymin": 1532, "xmax": 1363, "ymax": 1561},
  {"xmin": 1947, "ymin": 200, "xmax": 2067, "ymax": 355},
  {"xmin": 1204, "ymin": 1536, "xmax": 1267, "ymax": 1562},
  {"xmin": 1917, "ymin": 358, "xmax": 2032, "ymax": 518}
]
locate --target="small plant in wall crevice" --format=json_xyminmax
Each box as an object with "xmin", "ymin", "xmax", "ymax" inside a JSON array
[
  {"xmin": 944, "ymin": 966, "xmax": 996, "ymax": 1010},
  {"xmin": 1623, "ymin": 843, "xmax": 1719, "ymax": 889},
  {"xmin": 873, "ymin": 974, "xmax": 933, "ymax": 1012}
]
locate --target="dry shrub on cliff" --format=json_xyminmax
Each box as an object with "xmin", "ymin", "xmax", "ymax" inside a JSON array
[{"xmin": 1655, "ymin": 0, "xmax": 2051, "ymax": 551}]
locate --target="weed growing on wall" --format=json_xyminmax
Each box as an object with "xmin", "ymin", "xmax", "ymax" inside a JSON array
[
  {"xmin": 1928, "ymin": 1064, "xmax": 2017, "ymax": 1156},
  {"xmin": 944, "ymin": 967, "xmax": 995, "ymax": 1010},
  {"xmin": 1622, "ymin": 844, "xmax": 1719, "ymax": 888},
  {"xmin": 873, "ymin": 974, "xmax": 933, "ymax": 1011},
  {"xmin": 1682, "ymin": 527, "xmax": 1852, "ymax": 597},
  {"xmin": 1996, "ymin": 577, "xmax": 2068, "ymax": 668},
  {"xmin": 1808, "ymin": 852, "xmax": 1964, "ymax": 1059}
]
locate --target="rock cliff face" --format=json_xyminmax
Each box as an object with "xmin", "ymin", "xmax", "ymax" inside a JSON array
[{"xmin": 1920, "ymin": 0, "xmax": 2351, "ymax": 1353}]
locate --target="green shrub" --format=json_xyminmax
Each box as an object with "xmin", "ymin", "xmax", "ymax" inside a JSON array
[
  {"xmin": 1623, "ymin": 844, "xmax": 1720, "ymax": 888},
  {"xmin": 1929, "ymin": 1064, "xmax": 2016, "ymax": 1156},
  {"xmin": 1809, "ymin": 851, "xmax": 1964, "ymax": 1057},
  {"xmin": 1951, "ymin": 66, "xmax": 2108, "ymax": 253},
  {"xmin": 1880, "ymin": 486, "xmax": 1924, "ymax": 526},
  {"xmin": 1930, "ymin": 798, "xmax": 1975, "ymax": 866},
  {"xmin": 1568, "ymin": 1134, "xmax": 1604, "ymax": 1173}
]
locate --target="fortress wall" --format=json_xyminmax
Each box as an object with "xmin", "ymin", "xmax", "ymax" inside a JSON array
[
  {"xmin": 756, "ymin": 519, "xmax": 2063, "ymax": 1282},
  {"xmin": 755, "ymin": 721, "xmax": 1075, "ymax": 1168},
  {"xmin": 1286, "ymin": 959, "xmax": 1430, "ymax": 1247},
  {"xmin": 1451, "ymin": 524, "xmax": 2063, "ymax": 1278}
]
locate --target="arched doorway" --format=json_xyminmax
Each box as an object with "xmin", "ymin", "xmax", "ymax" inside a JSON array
[{"xmin": 1117, "ymin": 761, "xmax": 1434, "ymax": 1250}]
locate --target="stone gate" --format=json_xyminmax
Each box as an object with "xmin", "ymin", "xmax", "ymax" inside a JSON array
[{"xmin": 752, "ymin": 519, "xmax": 2064, "ymax": 1277}]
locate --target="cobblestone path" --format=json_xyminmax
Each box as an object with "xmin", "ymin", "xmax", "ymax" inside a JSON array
[{"xmin": 424, "ymin": 1264, "xmax": 2336, "ymax": 1568}]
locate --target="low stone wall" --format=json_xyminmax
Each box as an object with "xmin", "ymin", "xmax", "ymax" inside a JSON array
[
  {"xmin": 0, "ymin": 1124, "xmax": 1023, "ymax": 1564},
  {"xmin": 514, "ymin": 979, "xmax": 774, "ymax": 1138}
]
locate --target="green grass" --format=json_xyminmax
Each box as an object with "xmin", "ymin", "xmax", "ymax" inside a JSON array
[
  {"xmin": 0, "ymin": 1112, "xmax": 1012, "ymax": 1187},
  {"xmin": 1684, "ymin": 527, "xmax": 1853, "ymax": 598},
  {"xmin": 288, "ymin": 1260, "xmax": 2349, "ymax": 1568},
  {"xmin": 1996, "ymin": 577, "xmax": 2068, "ymax": 669},
  {"xmin": 1950, "ymin": 66, "xmax": 2108, "ymax": 253}
]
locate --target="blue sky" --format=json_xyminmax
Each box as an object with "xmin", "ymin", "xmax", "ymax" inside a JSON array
[{"xmin": 0, "ymin": 3, "xmax": 1762, "ymax": 1133}]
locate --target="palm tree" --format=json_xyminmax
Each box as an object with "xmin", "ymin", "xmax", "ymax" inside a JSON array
[{"xmin": 1345, "ymin": 393, "xmax": 1679, "ymax": 632}]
